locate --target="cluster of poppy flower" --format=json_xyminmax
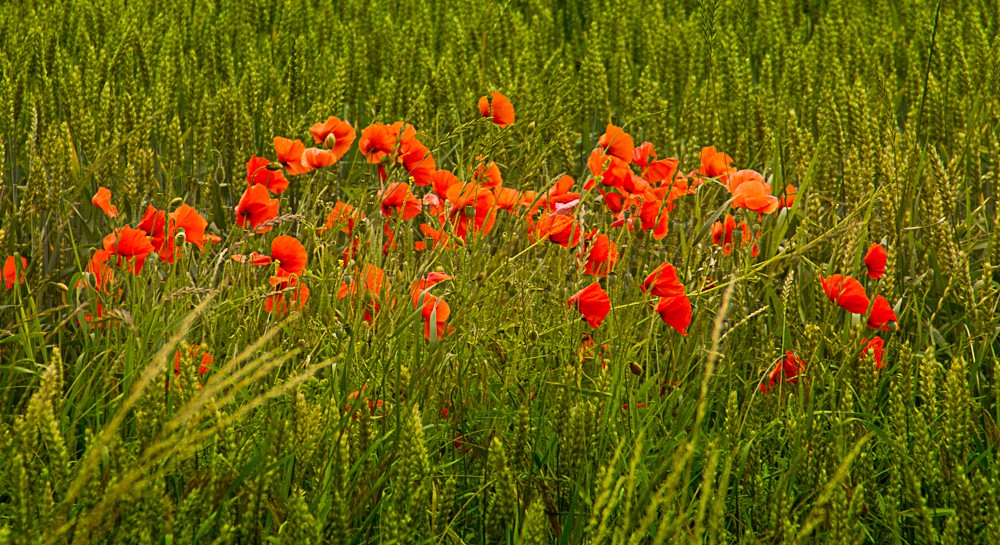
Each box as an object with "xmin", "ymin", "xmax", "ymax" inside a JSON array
[
  {"xmin": 822, "ymin": 243, "xmax": 896, "ymax": 369},
  {"xmin": 75, "ymin": 187, "xmax": 218, "ymax": 321},
  {"xmin": 4, "ymin": 88, "xmax": 897, "ymax": 398},
  {"xmin": 560, "ymin": 139, "xmax": 796, "ymax": 340},
  {"xmin": 759, "ymin": 243, "xmax": 897, "ymax": 394}
]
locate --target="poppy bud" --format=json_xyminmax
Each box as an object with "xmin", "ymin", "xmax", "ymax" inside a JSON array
[
  {"xmin": 634, "ymin": 228, "xmax": 646, "ymax": 240},
  {"xmin": 266, "ymin": 161, "xmax": 283, "ymax": 171},
  {"xmin": 324, "ymin": 133, "xmax": 338, "ymax": 149},
  {"xmin": 527, "ymin": 121, "xmax": 535, "ymax": 132},
  {"xmin": 464, "ymin": 204, "xmax": 477, "ymax": 217},
  {"xmin": 55, "ymin": 282, "xmax": 69, "ymax": 292},
  {"xmin": 629, "ymin": 362, "xmax": 643, "ymax": 376}
]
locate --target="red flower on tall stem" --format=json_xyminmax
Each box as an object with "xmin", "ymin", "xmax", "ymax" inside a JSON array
[
  {"xmin": 477, "ymin": 92, "xmax": 515, "ymax": 127},
  {"xmin": 760, "ymin": 351, "xmax": 806, "ymax": 394},
  {"xmin": 568, "ymin": 282, "xmax": 611, "ymax": 329}
]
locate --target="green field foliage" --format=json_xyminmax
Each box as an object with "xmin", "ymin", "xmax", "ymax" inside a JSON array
[{"xmin": 2, "ymin": 0, "xmax": 1000, "ymax": 542}]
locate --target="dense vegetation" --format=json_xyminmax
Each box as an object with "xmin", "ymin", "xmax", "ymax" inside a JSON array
[{"xmin": 2, "ymin": 0, "xmax": 1000, "ymax": 543}]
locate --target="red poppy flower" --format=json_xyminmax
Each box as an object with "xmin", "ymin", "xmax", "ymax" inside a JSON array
[
  {"xmin": 447, "ymin": 183, "xmax": 497, "ymax": 241},
  {"xmin": 726, "ymin": 169, "xmax": 763, "ymax": 193},
  {"xmin": 729, "ymin": 170, "xmax": 779, "ymax": 215},
  {"xmin": 866, "ymin": 295, "xmax": 897, "ymax": 330},
  {"xmin": 422, "ymin": 194, "xmax": 444, "ymax": 217},
  {"xmin": 135, "ymin": 205, "xmax": 175, "ymax": 263},
  {"xmin": 472, "ymin": 157, "xmax": 502, "ymax": 188},
  {"xmin": 711, "ymin": 214, "xmax": 738, "ymax": 255},
  {"xmin": 417, "ymin": 294, "xmax": 452, "ymax": 340},
  {"xmin": 710, "ymin": 215, "xmax": 753, "ymax": 256},
  {"xmin": 379, "ymin": 182, "xmax": 422, "ymax": 220},
  {"xmin": 268, "ymin": 235, "xmax": 308, "ymax": 276},
  {"xmin": 600, "ymin": 189, "xmax": 626, "ymax": 214},
  {"xmin": 643, "ymin": 158, "xmax": 681, "ymax": 186},
  {"xmin": 319, "ymin": 201, "xmax": 364, "ymax": 235},
  {"xmin": 410, "ymin": 271, "xmax": 453, "ymax": 306},
  {"xmin": 3, "ymin": 256, "xmax": 27, "ymax": 289},
  {"xmin": 655, "ymin": 293, "xmax": 692, "ymax": 335},
  {"xmin": 92, "ymin": 187, "xmax": 119, "ymax": 218},
  {"xmin": 246, "ymin": 155, "xmax": 289, "ymax": 194},
  {"xmin": 454, "ymin": 431, "xmax": 473, "ymax": 455},
  {"xmin": 85, "ymin": 250, "xmax": 115, "ymax": 293},
  {"xmin": 632, "ymin": 141, "xmax": 657, "ymax": 167},
  {"xmin": 494, "ymin": 186, "xmax": 525, "ymax": 213},
  {"xmin": 431, "ymin": 169, "xmax": 461, "ymax": 200},
  {"xmin": 301, "ymin": 147, "xmax": 338, "ymax": 169},
  {"xmin": 760, "ymin": 351, "xmax": 806, "ymax": 394},
  {"xmin": 698, "ymin": 146, "xmax": 735, "ymax": 182},
  {"xmin": 568, "ymin": 282, "xmax": 611, "ymax": 328},
  {"xmin": 415, "ymin": 223, "xmax": 452, "ymax": 251},
  {"xmin": 637, "ymin": 195, "xmax": 670, "ymax": 240},
  {"xmin": 477, "ymin": 92, "xmax": 515, "ymax": 127},
  {"xmin": 174, "ymin": 344, "xmax": 213, "ymax": 377},
  {"xmin": 580, "ymin": 233, "xmax": 619, "ymax": 277},
  {"xmin": 169, "ymin": 204, "xmax": 208, "ymax": 250},
  {"xmin": 598, "ymin": 124, "xmax": 635, "ymax": 163},
  {"xmin": 622, "ymin": 172, "xmax": 650, "ymax": 195},
  {"xmin": 235, "ymin": 184, "xmax": 281, "ymax": 233},
  {"xmin": 642, "ymin": 262, "xmax": 686, "ymax": 298},
  {"xmin": 231, "ymin": 252, "xmax": 273, "ymax": 267},
  {"xmin": 338, "ymin": 264, "xmax": 393, "ymax": 322},
  {"xmin": 864, "ymin": 243, "xmax": 887, "ymax": 279},
  {"xmin": 401, "ymin": 144, "xmax": 437, "ymax": 186},
  {"xmin": 342, "ymin": 236, "xmax": 361, "ymax": 264},
  {"xmin": 309, "ymin": 116, "xmax": 356, "ymax": 160},
  {"xmin": 527, "ymin": 175, "xmax": 579, "ymax": 217},
  {"xmin": 533, "ymin": 214, "xmax": 582, "ymax": 248},
  {"xmin": 586, "ymin": 149, "xmax": 608, "ymax": 179},
  {"xmin": 579, "ymin": 335, "xmax": 612, "ymax": 368},
  {"xmin": 265, "ymin": 274, "xmax": 310, "ymax": 315},
  {"xmin": 358, "ymin": 121, "xmax": 416, "ymax": 163},
  {"xmin": 587, "ymin": 150, "xmax": 631, "ymax": 190},
  {"xmin": 273, "ymin": 137, "xmax": 310, "ymax": 176},
  {"xmin": 103, "ymin": 227, "xmax": 155, "ymax": 273},
  {"xmin": 820, "ymin": 274, "xmax": 870, "ymax": 314},
  {"xmin": 861, "ymin": 337, "xmax": 885, "ymax": 370},
  {"xmin": 382, "ymin": 224, "xmax": 398, "ymax": 255},
  {"xmin": 359, "ymin": 122, "xmax": 397, "ymax": 163},
  {"xmin": 778, "ymin": 184, "xmax": 797, "ymax": 209}
]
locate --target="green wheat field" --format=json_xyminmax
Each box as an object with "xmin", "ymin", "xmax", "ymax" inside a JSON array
[{"xmin": 2, "ymin": 0, "xmax": 999, "ymax": 543}]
